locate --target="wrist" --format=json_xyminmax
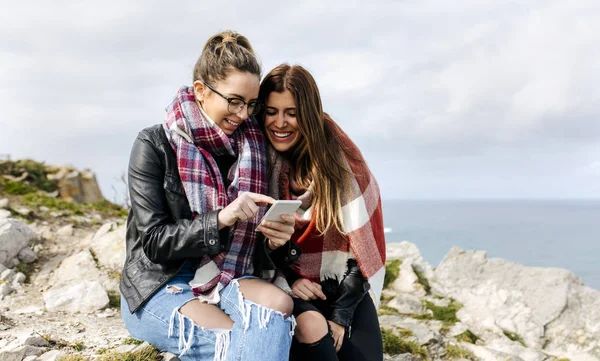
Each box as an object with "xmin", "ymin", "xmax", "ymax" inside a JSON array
[{"xmin": 217, "ymin": 210, "xmax": 230, "ymax": 230}]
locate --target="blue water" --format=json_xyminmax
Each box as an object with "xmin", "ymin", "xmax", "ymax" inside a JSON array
[{"xmin": 382, "ymin": 199, "xmax": 600, "ymax": 290}]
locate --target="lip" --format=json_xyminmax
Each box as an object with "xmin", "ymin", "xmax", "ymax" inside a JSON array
[{"xmin": 269, "ymin": 129, "xmax": 295, "ymax": 142}]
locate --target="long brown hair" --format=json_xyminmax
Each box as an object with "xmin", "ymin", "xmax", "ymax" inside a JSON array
[{"xmin": 258, "ymin": 64, "xmax": 360, "ymax": 235}]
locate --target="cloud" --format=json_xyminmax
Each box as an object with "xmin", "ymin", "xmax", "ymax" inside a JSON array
[{"xmin": 1, "ymin": 0, "xmax": 599, "ymax": 200}]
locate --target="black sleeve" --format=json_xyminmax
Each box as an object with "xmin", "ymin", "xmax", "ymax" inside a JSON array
[
  {"xmin": 329, "ymin": 259, "xmax": 370, "ymax": 335},
  {"xmin": 128, "ymin": 136, "xmax": 222, "ymax": 264}
]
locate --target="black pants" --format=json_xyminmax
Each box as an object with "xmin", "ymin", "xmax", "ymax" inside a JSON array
[{"xmin": 290, "ymin": 294, "xmax": 383, "ymax": 361}]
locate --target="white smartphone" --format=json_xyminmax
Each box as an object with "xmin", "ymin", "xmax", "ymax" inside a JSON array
[{"xmin": 255, "ymin": 200, "xmax": 302, "ymax": 229}]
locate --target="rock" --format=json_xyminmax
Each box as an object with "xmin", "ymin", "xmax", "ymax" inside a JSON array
[
  {"xmin": 0, "ymin": 283, "xmax": 13, "ymax": 297},
  {"xmin": 431, "ymin": 247, "xmax": 600, "ymax": 358},
  {"xmin": 92, "ymin": 222, "xmax": 117, "ymax": 241},
  {"xmin": 133, "ymin": 341, "xmax": 154, "ymax": 353},
  {"xmin": 90, "ymin": 225, "xmax": 126, "ymax": 271},
  {"xmin": 0, "ymin": 345, "xmax": 45, "ymax": 361},
  {"xmin": 387, "ymin": 294, "xmax": 423, "ymax": 315},
  {"xmin": 1, "ymin": 268, "xmax": 16, "ymax": 281},
  {"xmin": 0, "ymin": 263, "xmax": 7, "ymax": 273},
  {"xmin": 38, "ymin": 350, "xmax": 66, "ymax": 361},
  {"xmin": 21, "ymin": 333, "xmax": 50, "ymax": 347},
  {"xmin": 386, "ymin": 242, "xmax": 435, "ymax": 296},
  {"xmin": 0, "ymin": 210, "xmax": 10, "ymax": 219},
  {"xmin": 39, "ymin": 206, "xmax": 50, "ymax": 212},
  {"xmin": 14, "ymin": 207, "xmax": 33, "ymax": 217},
  {"xmin": 161, "ymin": 352, "xmax": 180, "ymax": 361},
  {"xmin": 23, "ymin": 356, "xmax": 37, "ymax": 361},
  {"xmin": 0, "ymin": 198, "xmax": 9, "ymax": 209},
  {"xmin": 12, "ymin": 272, "xmax": 26, "ymax": 284},
  {"xmin": 48, "ymin": 167, "xmax": 104, "ymax": 204},
  {"xmin": 97, "ymin": 308, "xmax": 117, "ymax": 318},
  {"xmin": 17, "ymin": 247, "xmax": 37, "ymax": 263},
  {"xmin": 461, "ymin": 343, "xmax": 525, "ymax": 361},
  {"xmin": 0, "ymin": 219, "xmax": 36, "ymax": 266},
  {"xmin": 379, "ymin": 315, "xmax": 442, "ymax": 346},
  {"xmin": 49, "ymin": 250, "xmax": 103, "ymax": 287},
  {"xmin": 56, "ymin": 224, "xmax": 74, "ymax": 237},
  {"xmin": 386, "ymin": 355, "xmax": 420, "ymax": 361},
  {"xmin": 43, "ymin": 280, "xmax": 109, "ymax": 313},
  {"xmin": 114, "ymin": 344, "xmax": 138, "ymax": 353}
]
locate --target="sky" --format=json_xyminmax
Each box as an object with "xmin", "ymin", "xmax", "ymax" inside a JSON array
[{"xmin": 1, "ymin": 0, "xmax": 599, "ymax": 203}]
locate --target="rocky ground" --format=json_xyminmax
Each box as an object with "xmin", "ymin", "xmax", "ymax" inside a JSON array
[{"xmin": 0, "ymin": 159, "xmax": 599, "ymax": 361}]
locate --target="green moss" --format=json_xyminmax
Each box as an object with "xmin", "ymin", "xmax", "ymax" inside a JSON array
[
  {"xmin": 503, "ymin": 330, "xmax": 525, "ymax": 346},
  {"xmin": 414, "ymin": 300, "xmax": 461, "ymax": 326},
  {"xmin": 381, "ymin": 328, "xmax": 427, "ymax": 358},
  {"xmin": 456, "ymin": 329, "xmax": 480, "ymax": 344},
  {"xmin": 3, "ymin": 181, "xmax": 38, "ymax": 195},
  {"xmin": 72, "ymin": 343, "xmax": 85, "ymax": 351},
  {"xmin": 14, "ymin": 262, "xmax": 37, "ymax": 283},
  {"xmin": 396, "ymin": 328, "xmax": 415, "ymax": 338},
  {"xmin": 556, "ymin": 358, "xmax": 571, "ymax": 361},
  {"xmin": 108, "ymin": 290, "xmax": 121, "ymax": 309},
  {"xmin": 412, "ymin": 265, "xmax": 431, "ymax": 293},
  {"xmin": 0, "ymin": 159, "xmax": 58, "ymax": 193},
  {"xmin": 445, "ymin": 344, "xmax": 476, "ymax": 360},
  {"xmin": 379, "ymin": 292, "xmax": 394, "ymax": 305},
  {"xmin": 123, "ymin": 338, "xmax": 144, "ymax": 346},
  {"xmin": 96, "ymin": 346, "xmax": 162, "ymax": 361},
  {"xmin": 377, "ymin": 305, "xmax": 400, "ymax": 316},
  {"xmin": 383, "ymin": 259, "xmax": 402, "ymax": 289},
  {"xmin": 23, "ymin": 193, "xmax": 83, "ymax": 214}
]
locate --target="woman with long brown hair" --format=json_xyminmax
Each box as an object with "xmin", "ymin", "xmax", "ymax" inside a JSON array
[{"xmin": 257, "ymin": 64, "xmax": 386, "ymax": 360}]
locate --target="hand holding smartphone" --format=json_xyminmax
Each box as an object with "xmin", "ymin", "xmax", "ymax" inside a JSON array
[{"xmin": 255, "ymin": 200, "xmax": 301, "ymax": 230}]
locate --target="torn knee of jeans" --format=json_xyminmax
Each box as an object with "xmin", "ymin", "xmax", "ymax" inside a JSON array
[{"xmin": 166, "ymin": 285, "xmax": 184, "ymax": 294}]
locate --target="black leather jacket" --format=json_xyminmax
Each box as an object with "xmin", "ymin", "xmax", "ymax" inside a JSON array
[
  {"xmin": 120, "ymin": 124, "xmax": 234, "ymax": 313},
  {"xmin": 267, "ymin": 240, "xmax": 370, "ymax": 335}
]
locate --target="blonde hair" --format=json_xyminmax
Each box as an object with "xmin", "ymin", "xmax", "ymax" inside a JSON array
[{"xmin": 193, "ymin": 30, "xmax": 261, "ymax": 85}]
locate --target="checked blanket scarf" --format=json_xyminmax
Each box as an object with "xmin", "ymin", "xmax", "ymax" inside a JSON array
[
  {"xmin": 268, "ymin": 116, "xmax": 387, "ymax": 305},
  {"xmin": 163, "ymin": 86, "xmax": 268, "ymax": 304}
]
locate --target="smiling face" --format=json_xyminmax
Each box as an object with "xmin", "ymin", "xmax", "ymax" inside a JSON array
[
  {"xmin": 193, "ymin": 70, "xmax": 260, "ymax": 135},
  {"xmin": 264, "ymin": 90, "xmax": 302, "ymax": 152}
]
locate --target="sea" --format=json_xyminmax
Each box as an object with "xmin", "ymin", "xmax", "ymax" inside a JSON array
[{"xmin": 382, "ymin": 199, "xmax": 600, "ymax": 290}]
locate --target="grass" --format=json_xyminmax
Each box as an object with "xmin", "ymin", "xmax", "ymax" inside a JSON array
[
  {"xmin": 379, "ymin": 292, "xmax": 394, "ymax": 305},
  {"xmin": 22, "ymin": 193, "xmax": 128, "ymax": 218},
  {"xmin": 377, "ymin": 305, "xmax": 400, "ymax": 316},
  {"xmin": 445, "ymin": 344, "xmax": 476, "ymax": 360},
  {"xmin": 23, "ymin": 193, "xmax": 84, "ymax": 215},
  {"xmin": 41, "ymin": 335, "xmax": 86, "ymax": 351},
  {"xmin": 14, "ymin": 261, "xmax": 37, "ymax": 283},
  {"xmin": 2, "ymin": 180, "xmax": 38, "ymax": 195},
  {"xmin": 412, "ymin": 265, "xmax": 431, "ymax": 293},
  {"xmin": 123, "ymin": 338, "xmax": 144, "ymax": 346},
  {"xmin": 96, "ymin": 346, "xmax": 162, "ymax": 361},
  {"xmin": 414, "ymin": 300, "xmax": 461, "ymax": 326},
  {"xmin": 396, "ymin": 328, "xmax": 415, "ymax": 338},
  {"xmin": 503, "ymin": 330, "xmax": 525, "ymax": 347},
  {"xmin": 0, "ymin": 159, "xmax": 58, "ymax": 192},
  {"xmin": 108, "ymin": 290, "xmax": 121, "ymax": 308},
  {"xmin": 556, "ymin": 359, "xmax": 571, "ymax": 361},
  {"xmin": 381, "ymin": 328, "xmax": 427, "ymax": 359},
  {"xmin": 383, "ymin": 259, "xmax": 402, "ymax": 289},
  {"xmin": 456, "ymin": 329, "xmax": 480, "ymax": 344}
]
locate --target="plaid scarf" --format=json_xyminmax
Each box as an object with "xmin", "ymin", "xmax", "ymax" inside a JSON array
[
  {"xmin": 163, "ymin": 86, "xmax": 267, "ymax": 303},
  {"xmin": 268, "ymin": 116, "xmax": 386, "ymax": 305}
]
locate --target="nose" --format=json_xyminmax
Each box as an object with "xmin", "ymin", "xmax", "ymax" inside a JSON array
[
  {"xmin": 234, "ymin": 104, "xmax": 249, "ymax": 121},
  {"xmin": 274, "ymin": 113, "xmax": 287, "ymax": 128}
]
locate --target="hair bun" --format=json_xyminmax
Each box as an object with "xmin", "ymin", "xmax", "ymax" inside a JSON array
[{"xmin": 221, "ymin": 36, "xmax": 237, "ymax": 44}]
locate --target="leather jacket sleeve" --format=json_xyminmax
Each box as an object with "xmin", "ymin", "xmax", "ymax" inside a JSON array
[
  {"xmin": 128, "ymin": 136, "xmax": 223, "ymax": 264},
  {"xmin": 329, "ymin": 259, "xmax": 370, "ymax": 333}
]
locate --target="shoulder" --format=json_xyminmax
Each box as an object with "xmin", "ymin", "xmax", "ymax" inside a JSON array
[{"xmin": 136, "ymin": 124, "xmax": 169, "ymax": 146}]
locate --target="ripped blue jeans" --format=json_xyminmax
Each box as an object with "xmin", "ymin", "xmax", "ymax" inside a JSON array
[{"xmin": 121, "ymin": 260, "xmax": 295, "ymax": 361}]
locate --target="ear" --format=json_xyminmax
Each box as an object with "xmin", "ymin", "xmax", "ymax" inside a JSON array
[{"xmin": 193, "ymin": 81, "xmax": 206, "ymax": 101}]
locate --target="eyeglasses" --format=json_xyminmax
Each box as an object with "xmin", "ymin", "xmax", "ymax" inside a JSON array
[{"xmin": 203, "ymin": 82, "xmax": 262, "ymax": 116}]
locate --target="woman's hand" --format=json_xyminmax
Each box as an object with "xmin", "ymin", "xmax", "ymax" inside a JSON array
[
  {"xmin": 327, "ymin": 320, "xmax": 345, "ymax": 352},
  {"xmin": 291, "ymin": 278, "xmax": 327, "ymax": 301},
  {"xmin": 218, "ymin": 192, "xmax": 275, "ymax": 229},
  {"xmin": 257, "ymin": 214, "xmax": 295, "ymax": 249}
]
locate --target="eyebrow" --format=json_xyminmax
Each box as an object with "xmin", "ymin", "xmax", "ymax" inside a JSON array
[
  {"xmin": 225, "ymin": 93, "xmax": 258, "ymax": 101},
  {"xmin": 266, "ymin": 105, "xmax": 296, "ymax": 111}
]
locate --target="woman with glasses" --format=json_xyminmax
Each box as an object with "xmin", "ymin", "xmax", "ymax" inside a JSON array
[
  {"xmin": 120, "ymin": 31, "xmax": 296, "ymax": 361},
  {"xmin": 257, "ymin": 64, "xmax": 386, "ymax": 361}
]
